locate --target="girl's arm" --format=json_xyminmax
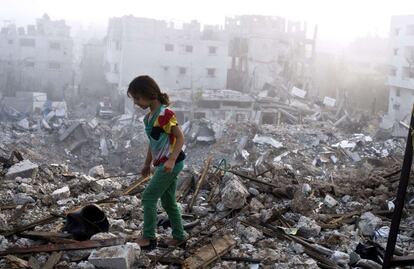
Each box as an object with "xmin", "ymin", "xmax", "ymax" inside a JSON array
[
  {"xmin": 144, "ymin": 145, "xmax": 152, "ymax": 166},
  {"xmin": 141, "ymin": 145, "xmax": 152, "ymax": 177},
  {"xmin": 163, "ymin": 125, "xmax": 185, "ymax": 172}
]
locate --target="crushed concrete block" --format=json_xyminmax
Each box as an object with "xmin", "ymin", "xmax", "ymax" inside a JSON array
[
  {"xmin": 241, "ymin": 226, "xmax": 263, "ymax": 244},
  {"xmin": 52, "ymin": 186, "xmax": 71, "ymax": 200},
  {"xmin": 296, "ymin": 216, "xmax": 321, "ymax": 238},
  {"xmin": 110, "ymin": 219, "xmax": 126, "ymax": 231},
  {"xmin": 358, "ymin": 212, "xmax": 382, "ymax": 236},
  {"xmin": 192, "ymin": 206, "xmax": 209, "ymax": 217},
  {"xmin": 330, "ymin": 251, "xmax": 350, "ymax": 266},
  {"xmin": 13, "ymin": 193, "xmax": 35, "ymax": 205},
  {"xmin": 77, "ymin": 261, "xmax": 96, "ymax": 269},
  {"xmin": 88, "ymin": 244, "xmax": 135, "ymax": 269},
  {"xmin": 91, "ymin": 179, "xmax": 122, "ymax": 193},
  {"xmin": 249, "ymin": 198, "xmax": 265, "ymax": 212},
  {"xmin": 59, "ymin": 121, "xmax": 82, "ymax": 141},
  {"xmin": 5, "ymin": 160, "xmax": 38, "ymax": 180},
  {"xmin": 302, "ymin": 183, "xmax": 312, "ymax": 196},
  {"xmin": 89, "ymin": 165, "xmax": 105, "ymax": 178},
  {"xmin": 248, "ymin": 187, "xmax": 260, "ymax": 196},
  {"xmin": 221, "ymin": 178, "xmax": 249, "ymax": 209},
  {"xmin": 125, "ymin": 242, "xmax": 141, "ymax": 261},
  {"xmin": 324, "ymin": 194, "xmax": 338, "ymax": 208}
]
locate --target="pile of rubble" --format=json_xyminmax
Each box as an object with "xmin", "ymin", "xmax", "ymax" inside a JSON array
[{"xmin": 0, "ymin": 118, "xmax": 413, "ymax": 269}]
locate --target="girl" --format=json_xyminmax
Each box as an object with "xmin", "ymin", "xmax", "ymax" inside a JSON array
[{"xmin": 127, "ymin": 75, "xmax": 186, "ymax": 250}]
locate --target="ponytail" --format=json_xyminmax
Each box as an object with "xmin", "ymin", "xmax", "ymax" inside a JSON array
[{"xmin": 158, "ymin": 92, "xmax": 170, "ymax": 106}]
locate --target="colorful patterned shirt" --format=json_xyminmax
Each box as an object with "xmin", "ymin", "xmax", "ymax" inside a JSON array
[{"xmin": 144, "ymin": 105, "xmax": 185, "ymax": 166}]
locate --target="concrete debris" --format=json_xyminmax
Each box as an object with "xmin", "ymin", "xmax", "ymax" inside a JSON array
[
  {"xmin": 323, "ymin": 194, "xmax": 338, "ymax": 208},
  {"xmin": 358, "ymin": 212, "xmax": 383, "ymax": 237},
  {"xmin": 252, "ymin": 134, "xmax": 283, "ymax": 148},
  {"xmin": 5, "ymin": 160, "xmax": 38, "ymax": 180},
  {"xmin": 88, "ymin": 244, "xmax": 136, "ymax": 269},
  {"xmin": 296, "ymin": 216, "xmax": 321, "ymax": 238},
  {"xmin": 0, "ymin": 89, "xmax": 412, "ymax": 269},
  {"xmin": 51, "ymin": 186, "xmax": 71, "ymax": 200},
  {"xmin": 221, "ymin": 176, "xmax": 249, "ymax": 209},
  {"xmin": 88, "ymin": 164, "xmax": 105, "ymax": 178}
]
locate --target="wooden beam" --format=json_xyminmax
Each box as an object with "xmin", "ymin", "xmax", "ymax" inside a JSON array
[
  {"xmin": 182, "ymin": 235, "xmax": 236, "ymax": 269},
  {"xmin": 0, "ymin": 238, "xmax": 124, "ymax": 256},
  {"xmin": 41, "ymin": 252, "xmax": 62, "ymax": 269},
  {"xmin": 187, "ymin": 156, "xmax": 212, "ymax": 212}
]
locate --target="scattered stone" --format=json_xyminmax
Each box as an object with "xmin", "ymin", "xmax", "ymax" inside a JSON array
[
  {"xmin": 110, "ymin": 219, "xmax": 126, "ymax": 231},
  {"xmin": 192, "ymin": 206, "xmax": 209, "ymax": 216},
  {"xmin": 330, "ymin": 251, "xmax": 350, "ymax": 266},
  {"xmin": 241, "ymin": 226, "xmax": 263, "ymax": 243},
  {"xmin": 88, "ymin": 244, "xmax": 135, "ymax": 269},
  {"xmin": 358, "ymin": 212, "xmax": 382, "ymax": 236},
  {"xmin": 89, "ymin": 165, "xmax": 105, "ymax": 178},
  {"xmin": 52, "ymin": 186, "xmax": 71, "ymax": 200},
  {"xmin": 248, "ymin": 187, "xmax": 260, "ymax": 196},
  {"xmin": 324, "ymin": 194, "xmax": 338, "ymax": 208},
  {"xmin": 5, "ymin": 160, "xmax": 38, "ymax": 180},
  {"xmin": 13, "ymin": 193, "xmax": 35, "ymax": 205},
  {"xmin": 221, "ymin": 177, "xmax": 249, "ymax": 209},
  {"xmin": 296, "ymin": 216, "xmax": 321, "ymax": 238}
]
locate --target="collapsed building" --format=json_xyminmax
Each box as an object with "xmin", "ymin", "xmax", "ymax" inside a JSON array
[
  {"xmin": 0, "ymin": 14, "xmax": 73, "ymax": 100},
  {"xmin": 225, "ymin": 15, "xmax": 317, "ymax": 95}
]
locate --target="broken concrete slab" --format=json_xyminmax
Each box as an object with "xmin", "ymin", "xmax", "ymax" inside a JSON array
[
  {"xmin": 13, "ymin": 193, "xmax": 35, "ymax": 205},
  {"xmin": 221, "ymin": 177, "xmax": 249, "ymax": 209},
  {"xmin": 51, "ymin": 186, "xmax": 70, "ymax": 200},
  {"xmin": 324, "ymin": 194, "xmax": 338, "ymax": 208},
  {"xmin": 358, "ymin": 212, "xmax": 382, "ymax": 237},
  {"xmin": 253, "ymin": 134, "xmax": 283, "ymax": 148},
  {"xmin": 296, "ymin": 216, "xmax": 321, "ymax": 238},
  {"xmin": 5, "ymin": 160, "xmax": 38, "ymax": 180},
  {"xmin": 89, "ymin": 165, "xmax": 105, "ymax": 178},
  {"xmin": 88, "ymin": 244, "xmax": 135, "ymax": 269}
]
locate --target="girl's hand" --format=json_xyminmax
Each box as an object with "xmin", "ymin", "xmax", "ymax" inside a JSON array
[
  {"xmin": 163, "ymin": 159, "xmax": 175, "ymax": 173},
  {"xmin": 141, "ymin": 164, "xmax": 151, "ymax": 177}
]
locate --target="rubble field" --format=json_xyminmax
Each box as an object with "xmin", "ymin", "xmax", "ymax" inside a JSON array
[{"xmin": 0, "ymin": 111, "xmax": 413, "ymax": 269}]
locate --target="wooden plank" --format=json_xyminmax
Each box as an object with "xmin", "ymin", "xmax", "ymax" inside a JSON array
[
  {"xmin": 4, "ymin": 255, "xmax": 29, "ymax": 268},
  {"xmin": 187, "ymin": 156, "xmax": 212, "ymax": 212},
  {"xmin": 2, "ymin": 215, "xmax": 59, "ymax": 237},
  {"xmin": 0, "ymin": 238, "xmax": 124, "ymax": 256},
  {"xmin": 122, "ymin": 175, "xmax": 151, "ymax": 195},
  {"xmin": 182, "ymin": 235, "xmax": 236, "ymax": 269},
  {"xmin": 41, "ymin": 251, "xmax": 62, "ymax": 269},
  {"xmin": 28, "ymin": 257, "xmax": 41, "ymax": 269}
]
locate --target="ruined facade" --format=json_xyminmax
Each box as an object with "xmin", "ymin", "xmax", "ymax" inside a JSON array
[
  {"xmin": 0, "ymin": 14, "xmax": 73, "ymax": 100},
  {"xmin": 225, "ymin": 15, "xmax": 317, "ymax": 94},
  {"xmin": 104, "ymin": 16, "xmax": 228, "ymax": 92},
  {"xmin": 387, "ymin": 15, "xmax": 414, "ymax": 122}
]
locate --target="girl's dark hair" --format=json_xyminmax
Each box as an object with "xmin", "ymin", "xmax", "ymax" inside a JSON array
[{"xmin": 127, "ymin": 75, "xmax": 170, "ymax": 106}]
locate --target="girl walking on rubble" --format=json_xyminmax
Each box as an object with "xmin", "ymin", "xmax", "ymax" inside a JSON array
[{"xmin": 127, "ymin": 75, "xmax": 186, "ymax": 250}]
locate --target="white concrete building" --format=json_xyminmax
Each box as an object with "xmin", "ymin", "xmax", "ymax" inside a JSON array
[
  {"xmin": 0, "ymin": 14, "xmax": 73, "ymax": 100},
  {"xmin": 225, "ymin": 15, "xmax": 316, "ymax": 93},
  {"xmin": 104, "ymin": 16, "xmax": 228, "ymax": 92},
  {"xmin": 387, "ymin": 15, "xmax": 414, "ymax": 121}
]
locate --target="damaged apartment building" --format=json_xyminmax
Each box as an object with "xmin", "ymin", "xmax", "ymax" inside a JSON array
[
  {"xmin": 226, "ymin": 15, "xmax": 317, "ymax": 94},
  {"xmin": 105, "ymin": 15, "xmax": 316, "ymax": 123},
  {"xmin": 104, "ymin": 16, "xmax": 228, "ymax": 114},
  {"xmin": 382, "ymin": 15, "xmax": 414, "ymax": 136},
  {"xmin": 0, "ymin": 14, "xmax": 73, "ymax": 101}
]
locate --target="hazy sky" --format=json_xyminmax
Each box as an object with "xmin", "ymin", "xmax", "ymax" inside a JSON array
[{"xmin": 2, "ymin": 0, "xmax": 414, "ymax": 45}]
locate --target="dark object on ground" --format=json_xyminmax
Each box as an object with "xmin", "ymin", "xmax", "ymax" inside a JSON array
[{"xmin": 64, "ymin": 204, "xmax": 109, "ymax": 241}]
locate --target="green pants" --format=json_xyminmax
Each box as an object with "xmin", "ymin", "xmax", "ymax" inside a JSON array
[{"xmin": 142, "ymin": 161, "xmax": 185, "ymax": 240}]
